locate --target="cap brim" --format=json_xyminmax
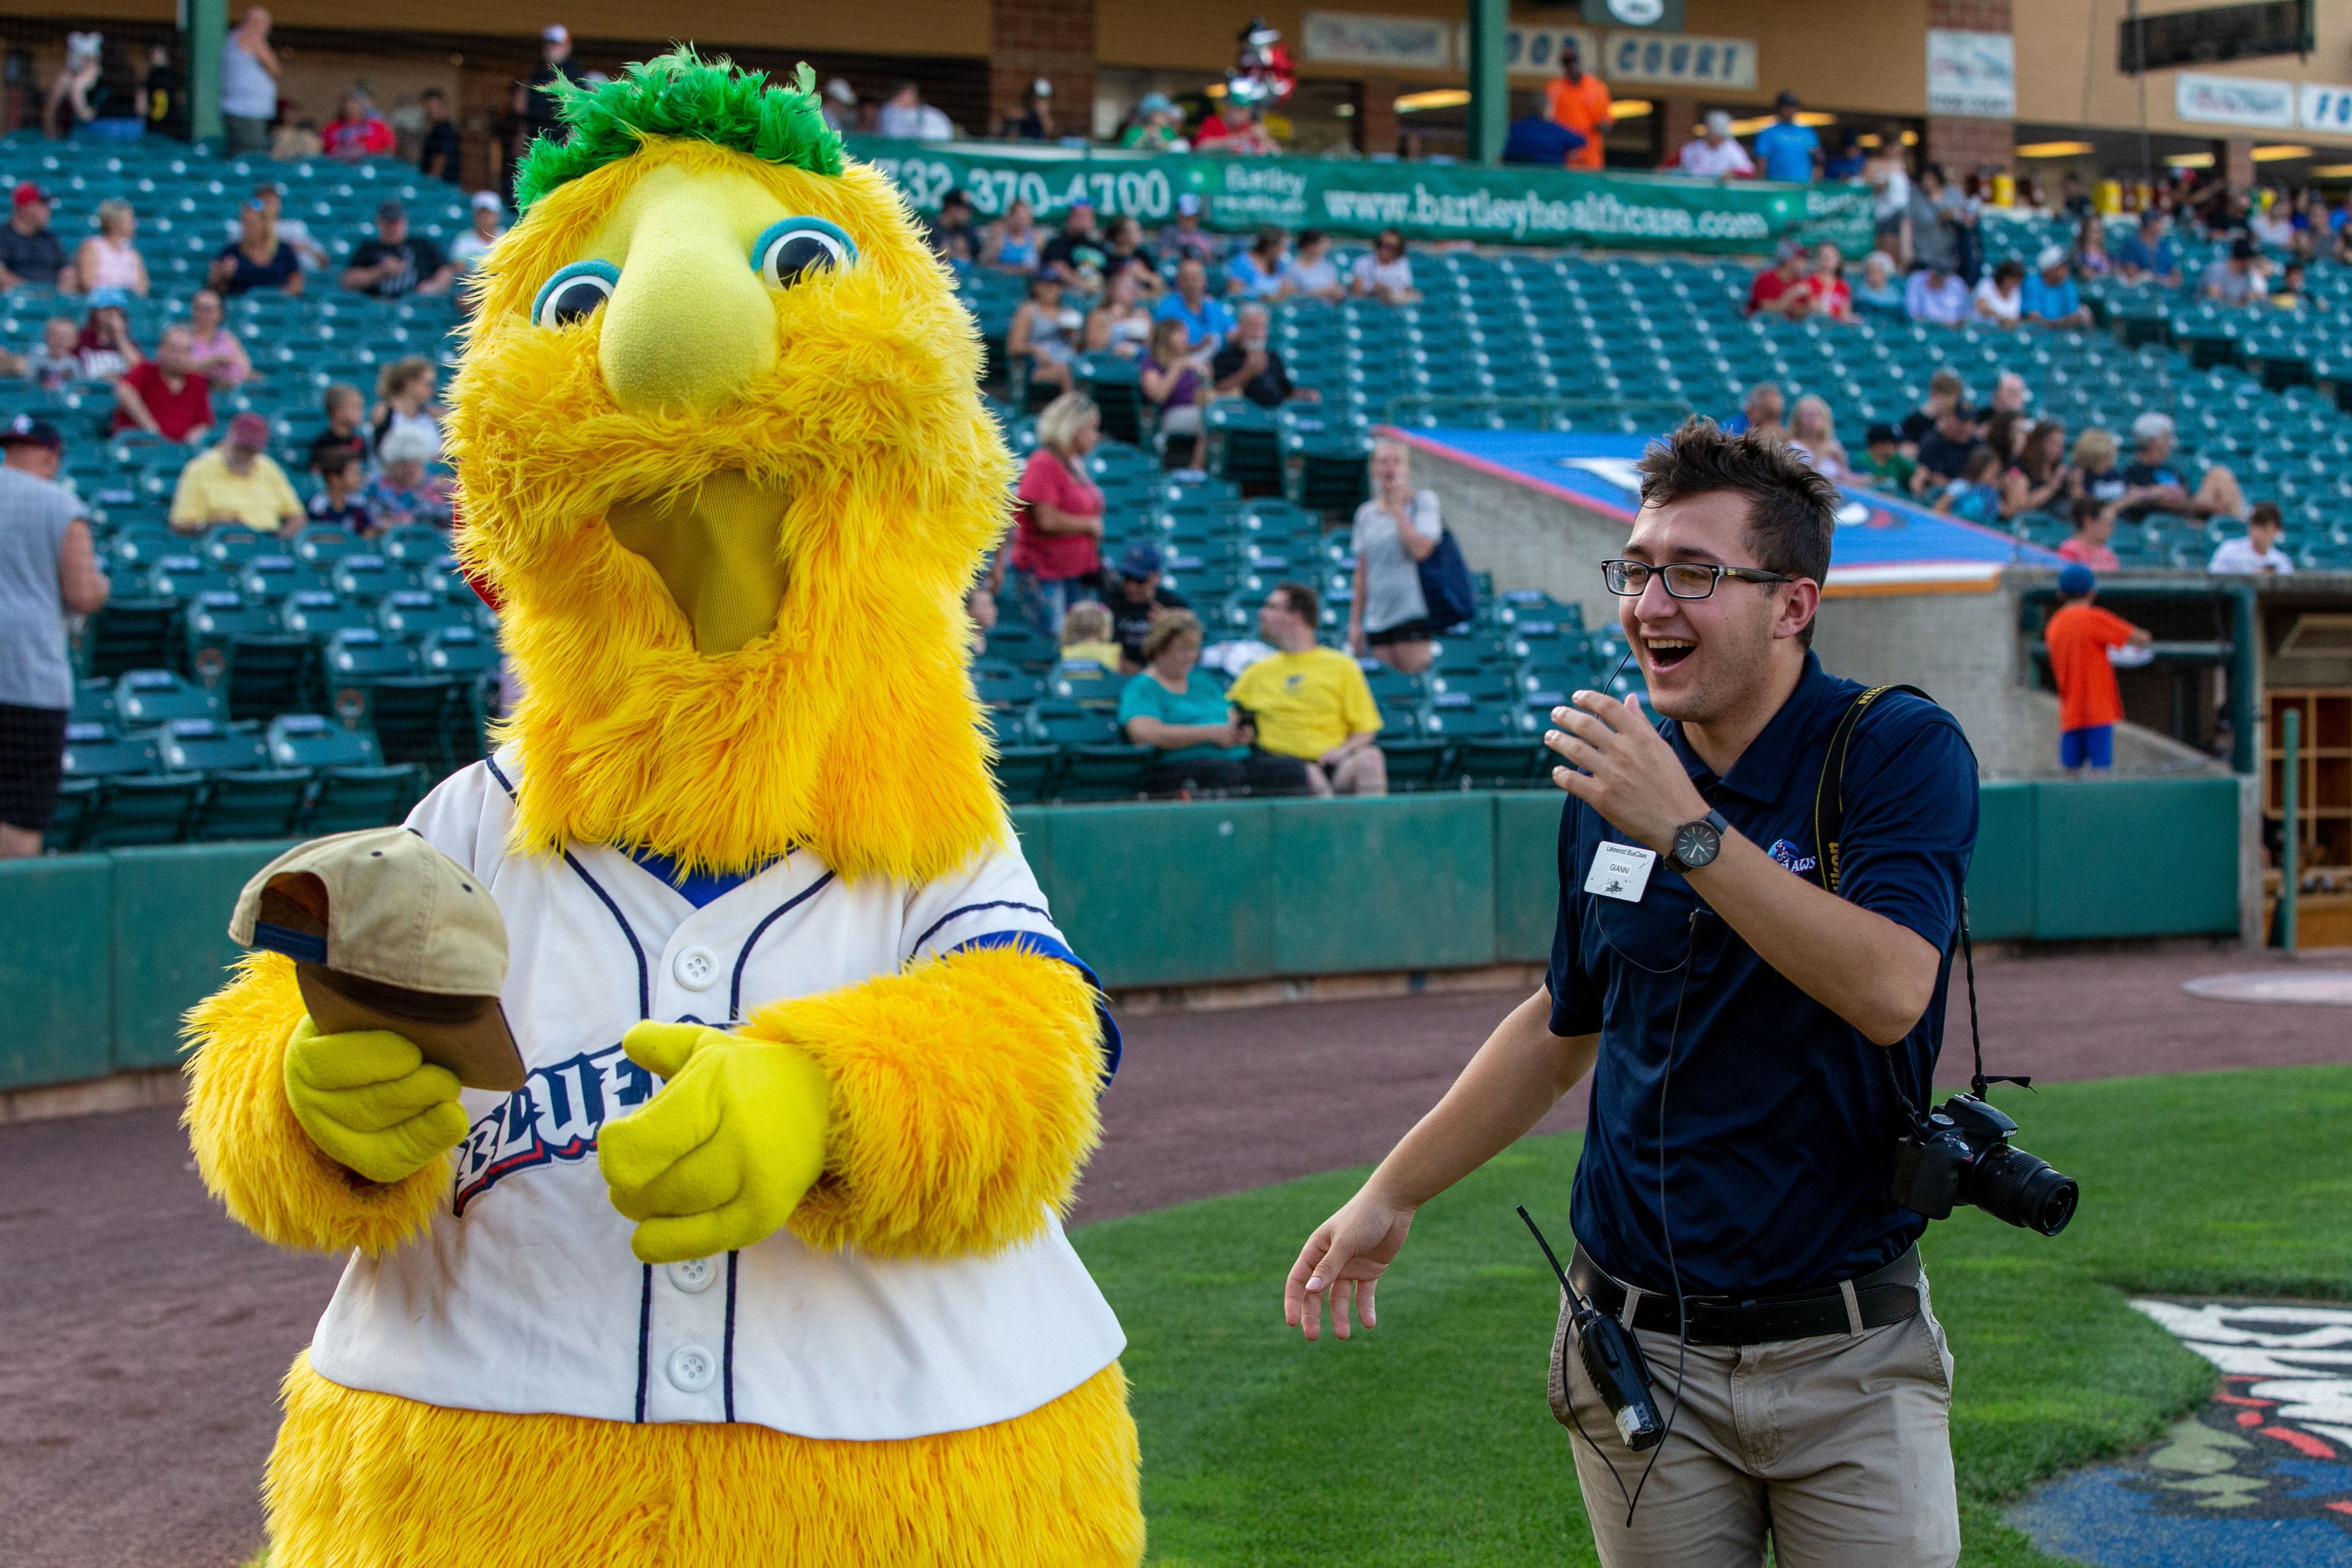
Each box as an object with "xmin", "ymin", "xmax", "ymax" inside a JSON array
[{"xmin": 297, "ymin": 963, "xmax": 526, "ymax": 1093}]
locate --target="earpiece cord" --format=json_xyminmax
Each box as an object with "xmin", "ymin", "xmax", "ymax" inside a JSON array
[{"xmin": 1518, "ymin": 1206, "xmax": 1639, "ymax": 1519}]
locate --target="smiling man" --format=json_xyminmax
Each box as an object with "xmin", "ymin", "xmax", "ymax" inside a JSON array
[{"xmin": 1286, "ymin": 420, "xmax": 1978, "ymax": 1568}]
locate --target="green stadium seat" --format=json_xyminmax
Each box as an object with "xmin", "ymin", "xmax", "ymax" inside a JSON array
[
  {"xmin": 113, "ymin": 668, "xmax": 222, "ymax": 729},
  {"xmin": 331, "ymin": 554, "xmax": 401, "ymax": 601},
  {"xmin": 145, "ymin": 552, "xmax": 238, "ymax": 600},
  {"xmin": 79, "ymin": 597, "xmax": 179, "ymax": 680},
  {"xmin": 156, "ymin": 718, "xmax": 312, "ymax": 842},
  {"xmin": 62, "ymin": 722, "xmax": 158, "ymax": 777},
  {"xmin": 280, "ymin": 590, "xmax": 373, "ymax": 638},
  {"xmin": 376, "ymin": 525, "xmax": 452, "ymax": 568},
  {"xmin": 44, "ymin": 776, "xmax": 100, "ymax": 851},
  {"xmin": 292, "ymin": 531, "xmax": 362, "ymax": 568},
  {"xmin": 973, "ymin": 664, "xmax": 1045, "ymax": 708},
  {"xmin": 1047, "ymin": 659, "xmax": 1119, "ymax": 709},
  {"xmin": 200, "ymin": 528, "xmax": 271, "ymax": 570},
  {"xmin": 60, "ymin": 721, "xmax": 201, "ymax": 845},
  {"xmin": 71, "ymin": 677, "xmax": 115, "ymax": 727},
  {"xmin": 378, "ymin": 590, "xmax": 471, "ymax": 642},
  {"xmin": 420, "ymin": 625, "xmax": 498, "ymax": 679},
  {"xmin": 266, "ymin": 714, "xmax": 420, "ymax": 831}
]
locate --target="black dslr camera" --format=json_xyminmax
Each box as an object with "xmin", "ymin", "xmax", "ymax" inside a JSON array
[{"xmin": 1890, "ymin": 1094, "xmax": 2078, "ymax": 1236}]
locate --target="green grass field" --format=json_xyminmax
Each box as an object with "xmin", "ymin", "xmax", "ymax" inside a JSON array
[{"xmin": 1074, "ymin": 1064, "xmax": 2352, "ymax": 1567}]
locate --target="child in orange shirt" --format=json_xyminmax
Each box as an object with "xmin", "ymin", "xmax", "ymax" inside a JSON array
[{"xmin": 2044, "ymin": 563, "xmax": 2151, "ymax": 773}]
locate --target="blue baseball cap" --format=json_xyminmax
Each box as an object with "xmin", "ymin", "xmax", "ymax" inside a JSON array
[
  {"xmin": 1117, "ymin": 540, "xmax": 1165, "ymax": 578},
  {"xmin": 2057, "ymin": 562, "xmax": 2096, "ymax": 597}
]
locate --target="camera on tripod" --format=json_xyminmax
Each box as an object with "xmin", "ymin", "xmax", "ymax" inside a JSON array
[{"xmin": 1889, "ymin": 1094, "xmax": 2078, "ymax": 1236}]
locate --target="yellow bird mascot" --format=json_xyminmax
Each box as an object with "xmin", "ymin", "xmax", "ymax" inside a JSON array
[{"xmin": 183, "ymin": 51, "xmax": 1143, "ymax": 1566}]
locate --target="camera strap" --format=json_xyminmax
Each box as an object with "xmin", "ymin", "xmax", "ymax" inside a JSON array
[{"xmin": 1812, "ymin": 686, "xmax": 2029, "ymax": 1113}]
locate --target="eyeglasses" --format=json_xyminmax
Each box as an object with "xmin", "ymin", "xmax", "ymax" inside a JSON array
[{"xmin": 1601, "ymin": 559, "xmax": 1796, "ymax": 599}]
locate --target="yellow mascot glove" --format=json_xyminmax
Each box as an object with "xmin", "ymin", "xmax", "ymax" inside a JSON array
[
  {"xmin": 598, "ymin": 1020, "xmax": 833, "ymax": 1265},
  {"xmin": 282, "ymin": 1017, "xmax": 470, "ymax": 1186}
]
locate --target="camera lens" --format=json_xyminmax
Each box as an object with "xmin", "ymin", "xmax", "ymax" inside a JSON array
[{"xmin": 1969, "ymin": 1144, "xmax": 2079, "ymax": 1236}]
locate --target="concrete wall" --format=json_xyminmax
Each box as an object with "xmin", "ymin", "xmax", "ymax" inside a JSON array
[{"xmin": 1413, "ymin": 452, "xmax": 1633, "ymax": 633}]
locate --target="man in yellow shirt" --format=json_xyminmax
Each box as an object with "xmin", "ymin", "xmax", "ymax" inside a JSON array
[
  {"xmin": 168, "ymin": 412, "xmax": 305, "ymax": 535},
  {"xmin": 1228, "ymin": 582, "xmax": 1387, "ymax": 796}
]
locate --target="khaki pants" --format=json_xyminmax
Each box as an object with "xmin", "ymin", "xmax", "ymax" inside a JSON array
[{"xmin": 1551, "ymin": 1272, "xmax": 1960, "ymax": 1568}]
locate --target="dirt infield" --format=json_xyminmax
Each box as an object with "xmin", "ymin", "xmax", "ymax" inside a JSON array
[{"xmin": 1, "ymin": 943, "xmax": 2345, "ymax": 1568}]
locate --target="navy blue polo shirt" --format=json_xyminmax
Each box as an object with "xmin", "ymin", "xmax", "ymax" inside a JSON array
[{"xmin": 1546, "ymin": 652, "xmax": 1979, "ymax": 1298}]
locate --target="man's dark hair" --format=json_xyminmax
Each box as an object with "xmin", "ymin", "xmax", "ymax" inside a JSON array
[
  {"xmin": 1298, "ymin": 227, "xmax": 1327, "ymax": 247},
  {"xmin": 2069, "ymin": 495, "xmax": 2107, "ymax": 527},
  {"xmin": 1272, "ymin": 580, "xmax": 1320, "ymax": 625},
  {"xmin": 1635, "ymin": 419, "xmax": 1835, "ymax": 646},
  {"xmin": 2249, "ymin": 501, "xmax": 2283, "ymax": 529}
]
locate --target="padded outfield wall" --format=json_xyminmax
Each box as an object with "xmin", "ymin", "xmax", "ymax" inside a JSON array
[{"xmin": 0, "ymin": 780, "xmax": 2245, "ymax": 1097}]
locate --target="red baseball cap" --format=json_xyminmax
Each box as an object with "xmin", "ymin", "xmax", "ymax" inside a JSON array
[
  {"xmin": 227, "ymin": 412, "xmax": 272, "ymax": 450},
  {"xmin": 13, "ymin": 181, "xmax": 51, "ymax": 207}
]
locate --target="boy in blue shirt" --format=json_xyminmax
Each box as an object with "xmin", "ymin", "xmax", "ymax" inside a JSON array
[
  {"xmin": 1752, "ymin": 92, "xmax": 1821, "ymax": 184},
  {"xmin": 2020, "ymin": 245, "xmax": 2091, "ymax": 328}
]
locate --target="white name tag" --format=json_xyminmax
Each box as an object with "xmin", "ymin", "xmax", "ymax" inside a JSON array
[{"xmin": 1585, "ymin": 841, "xmax": 1657, "ymax": 903}]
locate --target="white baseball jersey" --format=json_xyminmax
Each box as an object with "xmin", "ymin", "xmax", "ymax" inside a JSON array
[{"xmin": 305, "ymin": 749, "xmax": 1127, "ymax": 1441}]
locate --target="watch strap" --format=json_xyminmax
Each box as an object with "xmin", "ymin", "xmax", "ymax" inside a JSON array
[{"xmin": 1666, "ymin": 809, "xmax": 1729, "ymax": 873}]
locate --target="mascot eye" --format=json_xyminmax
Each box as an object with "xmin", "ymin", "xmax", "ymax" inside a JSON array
[
  {"xmin": 752, "ymin": 218, "xmax": 856, "ymax": 290},
  {"xmin": 531, "ymin": 261, "xmax": 621, "ymax": 330}
]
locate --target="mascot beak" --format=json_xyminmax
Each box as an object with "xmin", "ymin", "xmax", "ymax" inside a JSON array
[{"xmin": 595, "ymin": 164, "xmax": 790, "ymax": 656}]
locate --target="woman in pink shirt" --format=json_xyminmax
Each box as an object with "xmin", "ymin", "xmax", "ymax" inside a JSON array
[
  {"xmin": 1007, "ymin": 392, "xmax": 1105, "ymax": 636},
  {"xmin": 182, "ymin": 289, "xmax": 252, "ymax": 387},
  {"xmin": 2056, "ymin": 497, "xmax": 2121, "ymax": 571}
]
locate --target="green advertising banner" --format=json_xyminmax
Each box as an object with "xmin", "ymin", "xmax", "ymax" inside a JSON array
[{"xmin": 845, "ymin": 135, "xmax": 1871, "ymax": 257}]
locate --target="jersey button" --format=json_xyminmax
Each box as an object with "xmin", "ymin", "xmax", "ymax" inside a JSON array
[
  {"xmin": 668, "ymin": 1257, "xmax": 715, "ymax": 1294},
  {"xmin": 667, "ymin": 1345, "xmax": 716, "ymax": 1393},
  {"xmin": 672, "ymin": 946, "xmax": 720, "ymax": 992}
]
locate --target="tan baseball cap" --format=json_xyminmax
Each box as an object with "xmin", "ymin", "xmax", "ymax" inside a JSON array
[{"xmin": 231, "ymin": 827, "xmax": 525, "ymax": 1092}]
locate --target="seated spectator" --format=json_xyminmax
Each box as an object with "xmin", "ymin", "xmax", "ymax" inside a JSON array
[
  {"xmin": 1805, "ymin": 242, "xmax": 1854, "ymax": 322},
  {"xmin": 1040, "ymin": 199, "xmax": 1108, "ymax": 287},
  {"xmin": 24, "ymin": 318, "xmax": 82, "ymax": 389},
  {"xmin": 358, "ymin": 424, "xmax": 455, "ymax": 531},
  {"xmin": 1904, "ymin": 264, "xmax": 1969, "ymax": 326},
  {"xmin": 2199, "ymin": 238, "xmax": 2265, "ymax": 307},
  {"xmin": 1348, "ymin": 439, "xmax": 1443, "ymax": 675},
  {"xmin": 2003, "ymin": 419, "xmax": 2076, "ymax": 518},
  {"xmin": 75, "ymin": 200, "xmax": 149, "ymax": 299},
  {"xmin": 1972, "ymin": 258, "xmax": 2025, "ymax": 326},
  {"xmin": 1158, "ymin": 193, "xmax": 1219, "ymax": 264},
  {"xmin": 2111, "ymin": 212, "xmax": 2181, "ymax": 287},
  {"xmin": 342, "ymin": 200, "xmax": 454, "ymax": 297},
  {"xmin": 448, "ymin": 192, "xmax": 506, "ymax": 272},
  {"xmin": 370, "ymin": 356, "xmax": 442, "ymax": 458},
  {"xmin": 232, "ymin": 183, "xmax": 327, "ymax": 272},
  {"xmin": 1212, "ymin": 304, "xmax": 1319, "ymax": 409},
  {"xmin": 1001, "ymin": 78, "xmax": 1055, "ymax": 142},
  {"xmin": 1912, "ymin": 401, "xmax": 1986, "ymax": 495},
  {"xmin": 1850, "ymin": 423, "xmax": 1917, "ymax": 492},
  {"xmin": 1006, "ymin": 392, "xmax": 1105, "ymax": 636},
  {"xmin": 307, "ymin": 450, "xmax": 376, "ymax": 535},
  {"xmin": 0, "ymin": 183, "xmax": 77, "ymax": 292},
  {"xmin": 1008, "ymin": 272, "xmax": 1080, "ymax": 396},
  {"xmin": 1503, "ymin": 110, "xmax": 1584, "ymax": 168},
  {"xmin": 270, "ymin": 107, "xmax": 325, "ymax": 161},
  {"xmin": 875, "ymin": 80, "xmax": 954, "ymax": 141},
  {"xmin": 1120, "ymin": 611, "xmax": 1306, "ymax": 797},
  {"xmin": 308, "ymin": 382, "xmax": 369, "ymax": 478},
  {"xmin": 2249, "ymin": 195, "xmax": 2293, "ymax": 251},
  {"xmin": 1746, "ymin": 241, "xmax": 1815, "ymax": 318},
  {"xmin": 417, "ymin": 87, "xmax": 461, "ymax": 184},
  {"xmin": 2056, "ymin": 497, "xmax": 2121, "ymax": 570},
  {"xmin": 2022, "ymin": 245, "xmax": 2092, "ymax": 329},
  {"xmin": 1900, "ymin": 369, "xmax": 1967, "ymax": 447},
  {"xmin": 980, "ymin": 199, "xmax": 1042, "ymax": 272},
  {"xmin": 2119, "ymin": 412, "xmax": 2245, "ymax": 521},
  {"xmin": 1350, "ymin": 228, "xmax": 1419, "ymax": 303},
  {"xmin": 1280, "ymin": 229, "xmax": 1346, "ymax": 303},
  {"xmin": 210, "ymin": 200, "xmax": 304, "ymax": 297},
  {"xmin": 2270, "ymin": 260, "xmax": 2307, "ymax": 310},
  {"xmin": 1850, "ymin": 250, "xmax": 1904, "ymax": 316},
  {"xmin": 1154, "ymin": 256, "xmax": 1236, "ymax": 350},
  {"xmin": 924, "ymin": 189, "xmax": 978, "ymax": 268},
  {"xmin": 1120, "ymin": 93, "xmax": 1189, "ymax": 154},
  {"xmin": 1084, "ymin": 268, "xmax": 1154, "ymax": 361},
  {"xmin": 1057, "ymin": 600, "xmax": 1123, "ymax": 670},
  {"xmin": 183, "ymin": 289, "xmax": 252, "ymax": 388},
  {"xmin": 1728, "ymin": 381, "xmax": 1784, "ymax": 440},
  {"xmin": 1196, "ymin": 98, "xmax": 1279, "ymax": 156},
  {"xmin": 113, "ymin": 326, "xmax": 212, "ymax": 444},
  {"xmin": 2074, "ymin": 427, "xmax": 2129, "ymax": 508},
  {"xmin": 322, "ymin": 89, "xmax": 397, "ymax": 159},
  {"xmin": 1228, "ymin": 582, "xmax": 1385, "ymax": 796},
  {"xmin": 1670, "ymin": 111, "xmax": 1752, "ymax": 179},
  {"xmin": 1987, "ymin": 370, "xmax": 2031, "ymax": 420},
  {"xmin": 169, "ymin": 413, "xmax": 304, "ymax": 535},
  {"xmin": 2074, "ymin": 216, "xmax": 2113, "ymax": 279},
  {"xmin": 1936, "ymin": 447, "xmax": 2004, "ymax": 525},
  {"xmin": 1139, "ymin": 317, "xmax": 1209, "ymax": 470},
  {"xmin": 1226, "ymin": 226, "xmax": 1289, "ymax": 300},
  {"xmin": 1101, "ymin": 215, "xmax": 1160, "ymax": 294},
  {"xmin": 76, "ymin": 298, "xmax": 142, "ymax": 381},
  {"xmin": 2207, "ymin": 502, "xmax": 2294, "ymax": 575},
  {"xmin": 1102, "ymin": 540, "xmax": 1189, "ymax": 670},
  {"xmin": 1786, "ymin": 395, "xmax": 1849, "ymax": 481}
]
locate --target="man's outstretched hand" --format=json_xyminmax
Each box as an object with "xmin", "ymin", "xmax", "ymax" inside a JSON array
[
  {"xmin": 1285, "ymin": 1189, "xmax": 1416, "ymax": 1342},
  {"xmin": 1544, "ymin": 689, "xmax": 1708, "ymax": 855}
]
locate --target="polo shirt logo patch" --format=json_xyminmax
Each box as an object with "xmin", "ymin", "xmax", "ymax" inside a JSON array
[{"xmin": 1767, "ymin": 838, "xmax": 1819, "ymax": 876}]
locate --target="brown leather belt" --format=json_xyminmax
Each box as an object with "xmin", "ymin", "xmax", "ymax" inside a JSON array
[{"xmin": 1569, "ymin": 1245, "xmax": 1922, "ymax": 1347}]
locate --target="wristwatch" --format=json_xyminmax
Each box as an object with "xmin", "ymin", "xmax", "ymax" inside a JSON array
[{"xmin": 1664, "ymin": 810, "xmax": 1730, "ymax": 874}]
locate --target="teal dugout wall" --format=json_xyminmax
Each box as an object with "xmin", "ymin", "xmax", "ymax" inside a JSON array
[{"xmin": 2, "ymin": 781, "xmax": 2239, "ymax": 1093}]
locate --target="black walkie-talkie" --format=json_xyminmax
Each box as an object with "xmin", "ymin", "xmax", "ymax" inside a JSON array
[{"xmin": 1518, "ymin": 1206, "xmax": 1665, "ymax": 1452}]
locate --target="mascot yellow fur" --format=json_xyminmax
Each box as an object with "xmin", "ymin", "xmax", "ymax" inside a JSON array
[{"xmin": 183, "ymin": 52, "xmax": 1143, "ymax": 1566}]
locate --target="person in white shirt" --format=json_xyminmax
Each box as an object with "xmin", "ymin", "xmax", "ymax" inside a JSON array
[
  {"xmin": 1349, "ymin": 227, "xmax": 1418, "ymax": 303},
  {"xmin": 1278, "ymin": 229, "xmax": 1345, "ymax": 302},
  {"xmin": 2207, "ymin": 502, "xmax": 2295, "ymax": 575},
  {"xmin": 448, "ymin": 192, "xmax": 506, "ymax": 271},
  {"xmin": 1674, "ymin": 111, "xmax": 1754, "ymax": 180},
  {"xmin": 1972, "ymin": 258, "xmax": 2024, "ymax": 326}
]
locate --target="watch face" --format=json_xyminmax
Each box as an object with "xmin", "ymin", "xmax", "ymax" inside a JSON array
[{"xmin": 1674, "ymin": 819, "xmax": 1720, "ymax": 867}]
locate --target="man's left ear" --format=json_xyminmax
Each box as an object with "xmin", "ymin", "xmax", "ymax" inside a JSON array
[{"xmin": 1775, "ymin": 579, "xmax": 1821, "ymax": 641}]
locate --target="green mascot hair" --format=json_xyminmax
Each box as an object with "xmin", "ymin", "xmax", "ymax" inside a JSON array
[{"xmin": 513, "ymin": 48, "xmax": 844, "ymax": 211}]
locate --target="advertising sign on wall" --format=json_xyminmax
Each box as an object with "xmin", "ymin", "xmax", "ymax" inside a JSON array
[
  {"xmin": 2175, "ymin": 71, "xmax": 2296, "ymax": 129},
  {"xmin": 1502, "ymin": 25, "xmax": 1599, "ymax": 80},
  {"xmin": 1599, "ymin": 32, "xmax": 1757, "ymax": 90},
  {"xmin": 1926, "ymin": 29, "xmax": 2017, "ymax": 119},
  {"xmin": 1299, "ymin": 12, "xmax": 1453, "ymax": 72},
  {"xmin": 2297, "ymin": 83, "xmax": 2352, "ymax": 133}
]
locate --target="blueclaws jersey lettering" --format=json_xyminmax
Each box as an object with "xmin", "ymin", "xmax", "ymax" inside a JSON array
[{"xmin": 304, "ymin": 750, "xmax": 1126, "ymax": 1441}]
